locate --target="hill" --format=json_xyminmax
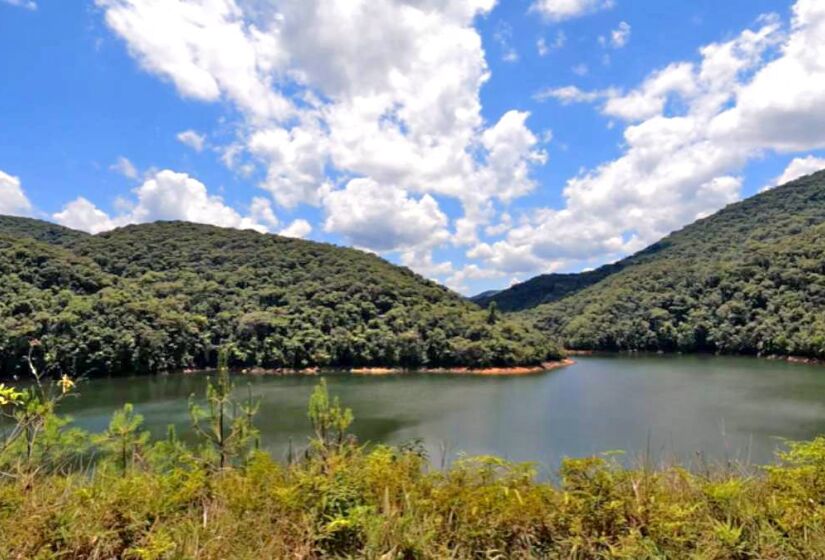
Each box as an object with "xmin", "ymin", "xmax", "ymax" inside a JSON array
[
  {"xmin": 472, "ymin": 264, "xmax": 623, "ymax": 312},
  {"xmin": 519, "ymin": 169, "xmax": 825, "ymax": 358},
  {"xmin": 0, "ymin": 219, "xmax": 560, "ymax": 377}
]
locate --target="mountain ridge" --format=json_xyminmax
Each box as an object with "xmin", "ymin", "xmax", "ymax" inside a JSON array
[
  {"xmin": 0, "ymin": 218, "xmax": 560, "ymax": 377},
  {"xmin": 479, "ymin": 169, "xmax": 825, "ymax": 312},
  {"xmin": 515, "ymin": 169, "xmax": 825, "ymax": 358}
]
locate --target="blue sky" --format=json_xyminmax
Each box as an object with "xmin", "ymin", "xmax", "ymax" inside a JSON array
[{"xmin": 2, "ymin": 0, "xmax": 825, "ymax": 294}]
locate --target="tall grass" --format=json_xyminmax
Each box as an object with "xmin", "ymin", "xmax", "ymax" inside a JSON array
[{"xmin": 3, "ymin": 360, "xmax": 825, "ymax": 558}]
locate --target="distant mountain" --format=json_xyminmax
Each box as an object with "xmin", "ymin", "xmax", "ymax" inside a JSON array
[
  {"xmin": 469, "ymin": 289, "xmax": 500, "ymax": 302},
  {"xmin": 472, "ymin": 265, "xmax": 624, "ymax": 312},
  {"xmin": 518, "ymin": 169, "xmax": 825, "ymax": 358},
  {"xmin": 0, "ymin": 219, "xmax": 560, "ymax": 377}
]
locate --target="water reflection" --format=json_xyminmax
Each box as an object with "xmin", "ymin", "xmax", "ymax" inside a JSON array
[{"xmin": 56, "ymin": 355, "xmax": 825, "ymax": 470}]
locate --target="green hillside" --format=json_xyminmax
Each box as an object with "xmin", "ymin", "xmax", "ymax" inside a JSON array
[
  {"xmin": 521, "ymin": 170, "xmax": 825, "ymax": 358},
  {"xmin": 0, "ymin": 219, "xmax": 560, "ymax": 377},
  {"xmin": 471, "ymin": 264, "xmax": 623, "ymax": 312}
]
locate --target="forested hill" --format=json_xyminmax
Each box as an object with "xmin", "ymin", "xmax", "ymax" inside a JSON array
[
  {"xmin": 475, "ymin": 170, "xmax": 825, "ymax": 312},
  {"xmin": 471, "ymin": 265, "xmax": 623, "ymax": 312},
  {"xmin": 0, "ymin": 219, "xmax": 559, "ymax": 378},
  {"xmin": 521, "ymin": 169, "xmax": 825, "ymax": 358}
]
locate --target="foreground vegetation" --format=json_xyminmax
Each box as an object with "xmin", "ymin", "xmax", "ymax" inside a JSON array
[
  {"xmin": 0, "ymin": 217, "xmax": 559, "ymax": 378},
  {"xmin": 4, "ymin": 350, "xmax": 825, "ymax": 559},
  {"xmin": 510, "ymin": 170, "xmax": 825, "ymax": 359}
]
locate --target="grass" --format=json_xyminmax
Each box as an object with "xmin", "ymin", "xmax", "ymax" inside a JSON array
[{"xmin": 3, "ymin": 365, "xmax": 825, "ymax": 558}]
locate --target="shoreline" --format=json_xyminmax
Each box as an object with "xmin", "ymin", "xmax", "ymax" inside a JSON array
[
  {"xmin": 350, "ymin": 358, "xmax": 576, "ymax": 376},
  {"xmin": 181, "ymin": 358, "xmax": 577, "ymax": 377},
  {"xmin": 562, "ymin": 348, "xmax": 825, "ymax": 367}
]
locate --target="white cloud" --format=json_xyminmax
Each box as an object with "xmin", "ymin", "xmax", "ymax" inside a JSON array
[
  {"xmin": 709, "ymin": 4, "xmax": 825, "ymax": 152},
  {"xmin": 53, "ymin": 198, "xmax": 117, "ymax": 234},
  {"xmin": 473, "ymin": 13, "xmax": 789, "ymax": 277},
  {"xmin": 95, "ymin": 0, "xmax": 291, "ymax": 120},
  {"xmin": 493, "ymin": 22, "xmax": 519, "ymax": 63},
  {"xmin": 109, "ymin": 156, "xmax": 139, "ymax": 179},
  {"xmin": 400, "ymin": 249, "xmax": 454, "ymax": 280},
  {"xmin": 279, "ymin": 219, "xmax": 312, "ymax": 238},
  {"xmin": 2, "ymin": 0, "xmax": 36, "ymax": 10},
  {"xmin": 531, "ymin": 0, "xmax": 614, "ymax": 22},
  {"xmin": 537, "ymin": 31, "xmax": 566, "ymax": 56},
  {"xmin": 94, "ymin": 0, "xmax": 825, "ymax": 291},
  {"xmin": 248, "ymin": 196, "xmax": 279, "ymax": 227},
  {"xmin": 764, "ymin": 155, "xmax": 825, "ymax": 190},
  {"xmin": 610, "ymin": 21, "xmax": 631, "ymax": 48},
  {"xmin": 53, "ymin": 169, "xmax": 274, "ymax": 234},
  {"xmin": 603, "ymin": 62, "xmax": 697, "ymax": 121},
  {"xmin": 534, "ymin": 85, "xmax": 612, "ymax": 104},
  {"xmin": 177, "ymin": 129, "xmax": 206, "ymax": 152},
  {"xmin": 446, "ymin": 263, "xmax": 505, "ymax": 293},
  {"xmin": 96, "ymin": 0, "xmax": 545, "ymax": 266},
  {"xmin": 322, "ymin": 178, "xmax": 449, "ymax": 252},
  {"xmin": 247, "ymin": 122, "xmax": 330, "ymax": 208},
  {"xmin": 0, "ymin": 170, "xmax": 33, "ymax": 217}
]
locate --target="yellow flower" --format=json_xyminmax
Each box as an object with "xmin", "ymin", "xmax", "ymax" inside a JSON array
[{"xmin": 58, "ymin": 374, "xmax": 75, "ymax": 395}]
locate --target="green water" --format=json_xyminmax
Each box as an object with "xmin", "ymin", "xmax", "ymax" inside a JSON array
[{"xmin": 56, "ymin": 355, "xmax": 825, "ymax": 470}]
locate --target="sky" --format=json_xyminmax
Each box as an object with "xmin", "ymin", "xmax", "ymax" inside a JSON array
[{"xmin": 2, "ymin": 0, "xmax": 825, "ymax": 295}]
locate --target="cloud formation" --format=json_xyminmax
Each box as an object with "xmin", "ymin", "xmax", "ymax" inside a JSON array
[
  {"xmin": 177, "ymin": 130, "xmax": 206, "ymax": 152},
  {"xmin": 89, "ymin": 0, "xmax": 825, "ymax": 293},
  {"xmin": 96, "ymin": 0, "xmax": 545, "ymax": 279},
  {"xmin": 54, "ymin": 169, "xmax": 276, "ymax": 234},
  {"xmin": 479, "ymin": 5, "xmax": 825, "ymax": 277},
  {"xmin": 765, "ymin": 155, "xmax": 825, "ymax": 190},
  {"xmin": 530, "ymin": 0, "xmax": 614, "ymax": 22},
  {"xmin": 0, "ymin": 170, "xmax": 33, "ymax": 217}
]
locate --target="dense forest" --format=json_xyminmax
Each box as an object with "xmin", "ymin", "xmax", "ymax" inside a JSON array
[
  {"xmin": 516, "ymin": 170, "xmax": 825, "ymax": 358},
  {"xmin": 472, "ymin": 263, "xmax": 624, "ymax": 312},
  {"xmin": 0, "ymin": 217, "xmax": 560, "ymax": 377}
]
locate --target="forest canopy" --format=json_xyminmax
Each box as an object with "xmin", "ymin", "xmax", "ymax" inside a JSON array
[
  {"xmin": 0, "ymin": 218, "xmax": 560, "ymax": 377},
  {"xmin": 517, "ymin": 170, "xmax": 825, "ymax": 358}
]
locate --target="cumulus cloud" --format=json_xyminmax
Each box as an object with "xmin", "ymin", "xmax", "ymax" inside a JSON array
[
  {"xmin": 609, "ymin": 21, "xmax": 631, "ymax": 48},
  {"xmin": 279, "ymin": 219, "xmax": 312, "ymax": 239},
  {"xmin": 474, "ymin": 12, "xmax": 793, "ymax": 276},
  {"xmin": 531, "ymin": 0, "xmax": 614, "ymax": 22},
  {"xmin": 445, "ymin": 263, "xmax": 505, "ymax": 293},
  {"xmin": 109, "ymin": 156, "xmax": 139, "ymax": 179},
  {"xmin": 53, "ymin": 169, "xmax": 274, "ymax": 234},
  {"xmin": 96, "ymin": 0, "xmax": 545, "ymax": 264},
  {"xmin": 177, "ymin": 130, "xmax": 206, "ymax": 152},
  {"xmin": 53, "ymin": 198, "xmax": 117, "ymax": 234},
  {"xmin": 0, "ymin": 170, "xmax": 33, "ymax": 217},
  {"xmin": 709, "ymin": 4, "xmax": 825, "ymax": 152},
  {"xmin": 95, "ymin": 0, "xmax": 291, "ymax": 120},
  {"xmin": 322, "ymin": 178, "xmax": 449, "ymax": 252},
  {"xmin": 764, "ymin": 155, "xmax": 825, "ymax": 190}
]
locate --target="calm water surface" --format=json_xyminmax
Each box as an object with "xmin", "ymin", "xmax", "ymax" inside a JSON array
[{"xmin": 58, "ymin": 355, "xmax": 825, "ymax": 471}]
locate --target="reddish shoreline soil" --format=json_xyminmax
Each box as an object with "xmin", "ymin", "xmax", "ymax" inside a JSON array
[{"xmin": 181, "ymin": 358, "xmax": 577, "ymax": 377}]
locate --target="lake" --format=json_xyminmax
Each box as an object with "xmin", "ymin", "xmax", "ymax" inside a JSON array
[{"xmin": 57, "ymin": 355, "xmax": 825, "ymax": 472}]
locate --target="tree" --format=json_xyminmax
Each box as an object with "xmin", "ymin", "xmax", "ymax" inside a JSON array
[
  {"xmin": 307, "ymin": 378, "xmax": 354, "ymax": 456},
  {"xmin": 189, "ymin": 348, "xmax": 259, "ymax": 469}
]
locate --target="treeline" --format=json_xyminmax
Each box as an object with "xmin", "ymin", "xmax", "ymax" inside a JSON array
[
  {"xmin": 529, "ymin": 223, "xmax": 825, "ymax": 356},
  {"xmin": 3, "ymin": 361, "xmax": 825, "ymax": 558},
  {"xmin": 519, "ymin": 171, "xmax": 825, "ymax": 358},
  {"xmin": 0, "ymin": 218, "xmax": 560, "ymax": 377}
]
